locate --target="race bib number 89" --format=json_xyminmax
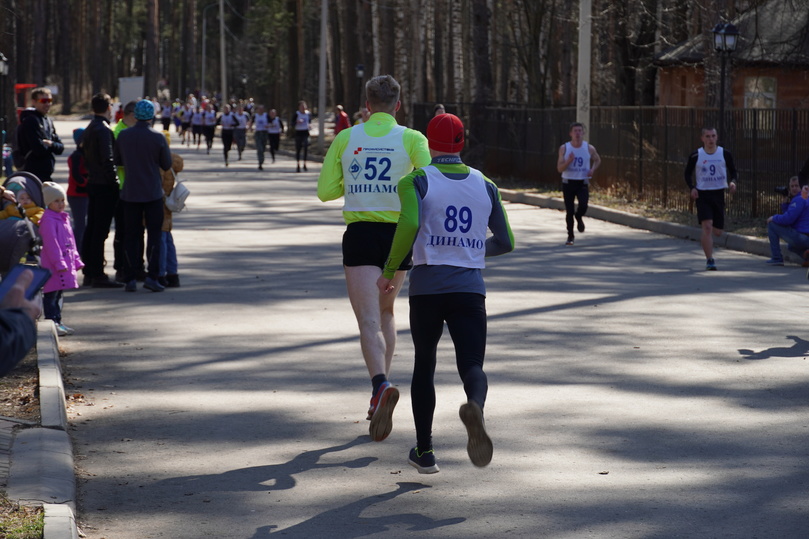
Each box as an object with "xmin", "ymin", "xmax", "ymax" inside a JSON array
[{"xmin": 444, "ymin": 205, "xmax": 472, "ymax": 233}]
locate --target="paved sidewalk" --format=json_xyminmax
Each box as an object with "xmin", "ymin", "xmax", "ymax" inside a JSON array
[{"xmin": 11, "ymin": 119, "xmax": 809, "ymax": 538}]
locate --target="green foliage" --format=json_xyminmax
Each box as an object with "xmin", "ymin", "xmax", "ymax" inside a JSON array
[{"xmin": 0, "ymin": 494, "xmax": 44, "ymax": 539}]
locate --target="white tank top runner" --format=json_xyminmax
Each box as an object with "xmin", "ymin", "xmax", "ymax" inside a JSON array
[
  {"xmin": 220, "ymin": 113, "xmax": 236, "ymax": 130},
  {"xmin": 295, "ymin": 110, "xmax": 310, "ymax": 131},
  {"xmin": 561, "ymin": 141, "xmax": 591, "ymax": 183},
  {"xmin": 253, "ymin": 113, "xmax": 269, "ymax": 131},
  {"xmin": 695, "ymin": 147, "xmax": 729, "ymax": 190},
  {"xmin": 412, "ymin": 166, "xmax": 492, "ymax": 269},
  {"xmin": 341, "ymin": 125, "xmax": 412, "ymax": 212},
  {"xmin": 203, "ymin": 111, "xmax": 218, "ymax": 126},
  {"xmin": 267, "ymin": 117, "xmax": 282, "ymax": 134}
]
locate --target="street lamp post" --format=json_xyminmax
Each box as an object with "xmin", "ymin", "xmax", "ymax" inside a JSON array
[
  {"xmin": 355, "ymin": 64, "xmax": 365, "ymax": 115},
  {"xmin": 712, "ymin": 22, "xmax": 739, "ymax": 140}
]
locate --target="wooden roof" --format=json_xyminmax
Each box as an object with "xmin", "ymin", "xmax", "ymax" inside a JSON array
[{"xmin": 655, "ymin": 0, "xmax": 809, "ymax": 67}]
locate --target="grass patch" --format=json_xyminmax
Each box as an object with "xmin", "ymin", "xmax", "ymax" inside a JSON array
[
  {"xmin": 0, "ymin": 494, "xmax": 44, "ymax": 539},
  {"xmin": 494, "ymin": 177, "xmax": 768, "ymax": 238}
]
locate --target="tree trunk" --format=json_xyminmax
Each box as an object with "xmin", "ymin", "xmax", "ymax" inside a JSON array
[
  {"xmin": 145, "ymin": 0, "xmax": 160, "ymax": 98},
  {"xmin": 90, "ymin": 1, "xmax": 102, "ymax": 93},
  {"xmin": 32, "ymin": 0, "xmax": 46, "ymax": 85},
  {"xmin": 297, "ymin": 0, "xmax": 305, "ymax": 101},
  {"xmin": 58, "ymin": 0, "xmax": 72, "ymax": 114},
  {"xmin": 472, "ymin": 0, "xmax": 493, "ymax": 104},
  {"xmin": 369, "ymin": 0, "xmax": 379, "ymax": 76}
]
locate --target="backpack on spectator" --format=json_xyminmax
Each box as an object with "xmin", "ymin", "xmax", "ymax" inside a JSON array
[{"xmin": 165, "ymin": 170, "xmax": 190, "ymax": 212}]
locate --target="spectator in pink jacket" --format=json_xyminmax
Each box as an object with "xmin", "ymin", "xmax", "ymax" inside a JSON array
[{"xmin": 39, "ymin": 182, "xmax": 84, "ymax": 336}]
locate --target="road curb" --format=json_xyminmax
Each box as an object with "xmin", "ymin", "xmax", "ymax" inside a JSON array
[
  {"xmin": 499, "ymin": 189, "xmax": 804, "ymax": 264},
  {"xmin": 6, "ymin": 320, "xmax": 78, "ymax": 538},
  {"xmin": 43, "ymin": 503, "xmax": 79, "ymax": 539}
]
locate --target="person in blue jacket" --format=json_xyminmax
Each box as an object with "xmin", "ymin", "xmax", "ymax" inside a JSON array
[{"xmin": 765, "ymin": 176, "xmax": 809, "ymax": 266}]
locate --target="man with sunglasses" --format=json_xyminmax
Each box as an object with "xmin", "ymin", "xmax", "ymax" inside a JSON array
[{"xmin": 18, "ymin": 88, "xmax": 64, "ymax": 182}]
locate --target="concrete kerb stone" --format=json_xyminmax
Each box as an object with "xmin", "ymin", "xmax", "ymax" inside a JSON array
[
  {"xmin": 36, "ymin": 321, "xmax": 69, "ymax": 430},
  {"xmin": 499, "ymin": 189, "xmax": 802, "ymax": 264},
  {"xmin": 43, "ymin": 503, "xmax": 80, "ymax": 539},
  {"xmin": 6, "ymin": 319, "xmax": 78, "ymax": 537}
]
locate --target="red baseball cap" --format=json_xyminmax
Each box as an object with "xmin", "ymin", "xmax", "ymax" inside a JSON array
[{"xmin": 427, "ymin": 113, "xmax": 464, "ymax": 153}]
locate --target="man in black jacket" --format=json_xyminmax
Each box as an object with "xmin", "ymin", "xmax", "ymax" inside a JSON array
[
  {"xmin": 18, "ymin": 87, "xmax": 64, "ymax": 182},
  {"xmin": 81, "ymin": 93, "xmax": 124, "ymax": 288}
]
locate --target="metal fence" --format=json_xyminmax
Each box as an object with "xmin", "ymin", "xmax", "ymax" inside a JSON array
[{"xmin": 412, "ymin": 103, "xmax": 809, "ymax": 219}]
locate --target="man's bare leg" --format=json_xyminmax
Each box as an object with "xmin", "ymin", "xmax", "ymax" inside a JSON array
[
  {"xmin": 344, "ymin": 265, "xmax": 403, "ymax": 377},
  {"xmin": 701, "ymin": 220, "xmax": 714, "ymax": 259},
  {"xmin": 344, "ymin": 265, "xmax": 405, "ymax": 441},
  {"xmin": 380, "ymin": 270, "xmax": 407, "ymax": 375}
]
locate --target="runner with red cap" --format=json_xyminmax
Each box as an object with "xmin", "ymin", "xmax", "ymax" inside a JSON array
[{"xmin": 378, "ymin": 113, "xmax": 515, "ymax": 473}]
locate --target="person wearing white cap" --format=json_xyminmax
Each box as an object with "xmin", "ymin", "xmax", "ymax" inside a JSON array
[
  {"xmin": 377, "ymin": 113, "xmax": 515, "ymax": 474},
  {"xmin": 114, "ymin": 99, "xmax": 172, "ymax": 293}
]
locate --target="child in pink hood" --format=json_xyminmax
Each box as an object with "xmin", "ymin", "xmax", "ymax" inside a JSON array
[{"xmin": 39, "ymin": 181, "xmax": 84, "ymax": 336}]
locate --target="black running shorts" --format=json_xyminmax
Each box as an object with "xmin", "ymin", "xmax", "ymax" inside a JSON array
[
  {"xmin": 695, "ymin": 188, "xmax": 726, "ymax": 229},
  {"xmin": 342, "ymin": 221, "xmax": 412, "ymax": 270}
]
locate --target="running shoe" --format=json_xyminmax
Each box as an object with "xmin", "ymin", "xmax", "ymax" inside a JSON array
[
  {"xmin": 58, "ymin": 323, "xmax": 74, "ymax": 335},
  {"xmin": 576, "ymin": 216, "xmax": 585, "ymax": 233},
  {"xmin": 54, "ymin": 323, "xmax": 73, "ymax": 337},
  {"xmin": 459, "ymin": 400, "xmax": 493, "ymax": 467},
  {"xmin": 565, "ymin": 235, "xmax": 574, "ymax": 246},
  {"xmin": 408, "ymin": 447, "xmax": 440, "ymax": 474},
  {"xmin": 765, "ymin": 258, "xmax": 784, "ymax": 266},
  {"xmin": 706, "ymin": 258, "xmax": 717, "ymax": 271},
  {"xmin": 369, "ymin": 381, "xmax": 399, "ymax": 442}
]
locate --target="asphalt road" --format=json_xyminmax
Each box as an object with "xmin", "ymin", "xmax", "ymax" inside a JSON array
[{"xmin": 49, "ymin": 120, "xmax": 808, "ymax": 539}]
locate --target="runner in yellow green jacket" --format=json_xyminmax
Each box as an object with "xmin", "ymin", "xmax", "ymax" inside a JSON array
[{"xmin": 317, "ymin": 75, "xmax": 430, "ymax": 442}]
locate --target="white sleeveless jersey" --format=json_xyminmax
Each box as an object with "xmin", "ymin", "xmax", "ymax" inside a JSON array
[
  {"xmin": 220, "ymin": 113, "xmax": 236, "ymax": 130},
  {"xmin": 203, "ymin": 111, "xmax": 218, "ymax": 126},
  {"xmin": 182, "ymin": 108, "xmax": 193, "ymax": 122},
  {"xmin": 191, "ymin": 112, "xmax": 203, "ymax": 125},
  {"xmin": 267, "ymin": 117, "xmax": 282, "ymax": 134},
  {"xmin": 695, "ymin": 147, "xmax": 729, "ymax": 190},
  {"xmin": 294, "ymin": 110, "xmax": 310, "ymax": 131},
  {"xmin": 235, "ymin": 112, "xmax": 249, "ymax": 129},
  {"xmin": 561, "ymin": 141, "xmax": 591, "ymax": 183},
  {"xmin": 253, "ymin": 113, "xmax": 269, "ymax": 131},
  {"xmin": 412, "ymin": 166, "xmax": 492, "ymax": 269},
  {"xmin": 341, "ymin": 125, "xmax": 411, "ymax": 212}
]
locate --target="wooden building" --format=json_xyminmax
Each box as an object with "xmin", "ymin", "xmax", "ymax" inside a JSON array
[{"xmin": 655, "ymin": 1, "xmax": 809, "ymax": 109}]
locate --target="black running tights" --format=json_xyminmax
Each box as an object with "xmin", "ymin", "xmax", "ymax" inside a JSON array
[
  {"xmin": 563, "ymin": 179, "xmax": 589, "ymax": 232},
  {"xmin": 409, "ymin": 292, "xmax": 488, "ymax": 451}
]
